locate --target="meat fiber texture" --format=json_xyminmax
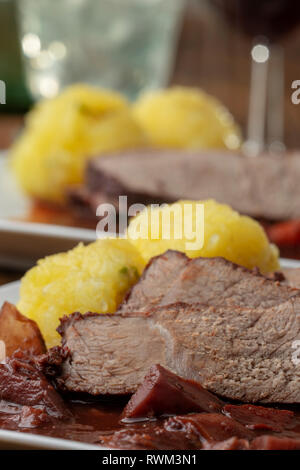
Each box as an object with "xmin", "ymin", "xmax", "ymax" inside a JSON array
[
  {"xmin": 0, "ymin": 351, "xmax": 70, "ymax": 428},
  {"xmin": 50, "ymin": 251, "xmax": 300, "ymax": 403}
]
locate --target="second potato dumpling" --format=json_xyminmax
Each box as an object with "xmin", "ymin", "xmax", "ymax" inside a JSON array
[
  {"xmin": 11, "ymin": 84, "xmax": 147, "ymax": 202},
  {"xmin": 127, "ymin": 200, "xmax": 279, "ymax": 274},
  {"xmin": 133, "ymin": 87, "xmax": 242, "ymax": 150}
]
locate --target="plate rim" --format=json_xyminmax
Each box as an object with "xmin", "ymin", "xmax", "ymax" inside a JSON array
[
  {"xmin": 0, "ymin": 429, "xmax": 105, "ymax": 450},
  {"xmin": 0, "ymin": 218, "xmax": 96, "ymax": 242}
]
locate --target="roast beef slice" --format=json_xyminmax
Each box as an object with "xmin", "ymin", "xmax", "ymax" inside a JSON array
[
  {"xmin": 118, "ymin": 251, "xmax": 300, "ymax": 314},
  {"xmin": 55, "ymin": 298, "xmax": 300, "ymax": 403},
  {"xmin": 81, "ymin": 149, "xmax": 300, "ymax": 221}
]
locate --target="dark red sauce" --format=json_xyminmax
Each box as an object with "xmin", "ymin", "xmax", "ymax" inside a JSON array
[
  {"xmin": 0, "ymin": 398, "xmax": 300, "ymax": 448},
  {"xmin": 22, "ymin": 199, "xmax": 96, "ymax": 230},
  {"xmin": 0, "ymin": 399, "xmax": 124, "ymax": 445}
]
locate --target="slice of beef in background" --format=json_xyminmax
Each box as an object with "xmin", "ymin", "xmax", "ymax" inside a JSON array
[
  {"xmin": 118, "ymin": 251, "xmax": 300, "ymax": 315},
  {"xmin": 0, "ymin": 351, "xmax": 71, "ymax": 428},
  {"xmin": 0, "ymin": 302, "xmax": 46, "ymax": 358},
  {"xmin": 67, "ymin": 149, "xmax": 300, "ymax": 222},
  {"xmin": 223, "ymin": 404, "xmax": 294, "ymax": 432},
  {"xmin": 67, "ymin": 176, "xmax": 171, "ymax": 223},
  {"xmin": 122, "ymin": 364, "xmax": 223, "ymax": 421},
  {"xmin": 51, "ymin": 293, "xmax": 300, "ymax": 402}
]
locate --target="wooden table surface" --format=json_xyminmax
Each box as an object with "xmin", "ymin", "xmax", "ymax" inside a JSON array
[{"xmin": 1, "ymin": 0, "xmax": 300, "ymax": 287}]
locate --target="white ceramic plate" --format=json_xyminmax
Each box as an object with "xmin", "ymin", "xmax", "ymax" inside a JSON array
[{"xmin": 0, "ymin": 430, "xmax": 102, "ymax": 450}]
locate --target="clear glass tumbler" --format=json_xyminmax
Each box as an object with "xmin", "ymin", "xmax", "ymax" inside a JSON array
[{"xmin": 16, "ymin": 0, "xmax": 186, "ymax": 101}]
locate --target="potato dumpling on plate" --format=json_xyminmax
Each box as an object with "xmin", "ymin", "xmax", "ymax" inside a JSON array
[
  {"xmin": 11, "ymin": 84, "xmax": 146, "ymax": 202},
  {"xmin": 133, "ymin": 86, "xmax": 242, "ymax": 150},
  {"xmin": 127, "ymin": 199, "xmax": 279, "ymax": 274},
  {"xmin": 18, "ymin": 238, "xmax": 144, "ymax": 348}
]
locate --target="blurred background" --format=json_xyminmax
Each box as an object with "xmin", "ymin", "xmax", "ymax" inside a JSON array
[
  {"xmin": 1, "ymin": 0, "xmax": 300, "ymax": 150},
  {"xmin": 1, "ymin": 0, "xmax": 300, "ymax": 283}
]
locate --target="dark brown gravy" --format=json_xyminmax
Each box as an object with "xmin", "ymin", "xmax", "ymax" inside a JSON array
[
  {"xmin": 22, "ymin": 200, "xmax": 96, "ymax": 230},
  {"xmin": 1, "ymin": 398, "xmax": 300, "ymax": 448},
  {"xmin": 0, "ymin": 399, "xmax": 124, "ymax": 445}
]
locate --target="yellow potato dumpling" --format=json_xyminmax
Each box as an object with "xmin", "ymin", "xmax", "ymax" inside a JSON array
[
  {"xmin": 11, "ymin": 84, "xmax": 146, "ymax": 202},
  {"xmin": 127, "ymin": 200, "xmax": 279, "ymax": 274},
  {"xmin": 133, "ymin": 86, "xmax": 242, "ymax": 150},
  {"xmin": 18, "ymin": 238, "xmax": 144, "ymax": 348}
]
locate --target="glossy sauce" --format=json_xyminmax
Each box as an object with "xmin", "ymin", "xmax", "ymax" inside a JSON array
[
  {"xmin": 0, "ymin": 399, "xmax": 125, "ymax": 445},
  {"xmin": 23, "ymin": 200, "xmax": 96, "ymax": 230},
  {"xmin": 1, "ymin": 398, "xmax": 300, "ymax": 448}
]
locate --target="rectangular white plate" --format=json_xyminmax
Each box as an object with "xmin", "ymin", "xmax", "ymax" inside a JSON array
[{"xmin": 0, "ymin": 154, "xmax": 97, "ymax": 269}]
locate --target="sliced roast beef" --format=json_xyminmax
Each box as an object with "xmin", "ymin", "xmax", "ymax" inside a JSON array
[
  {"xmin": 53, "ymin": 295, "xmax": 300, "ymax": 402},
  {"xmin": 55, "ymin": 313, "xmax": 166, "ymax": 395},
  {"xmin": 118, "ymin": 251, "xmax": 299, "ymax": 314},
  {"xmin": 281, "ymin": 268, "xmax": 300, "ymax": 289},
  {"xmin": 118, "ymin": 250, "xmax": 188, "ymax": 314},
  {"xmin": 68, "ymin": 149, "xmax": 300, "ymax": 221},
  {"xmin": 122, "ymin": 364, "xmax": 223, "ymax": 420},
  {"xmin": 0, "ymin": 352, "xmax": 70, "ymax": 421}
]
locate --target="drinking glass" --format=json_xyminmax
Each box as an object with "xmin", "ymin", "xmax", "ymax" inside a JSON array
[
  {"xmin": 16, "ymin": 0, "xmax": 186, "ymax": 101},
  {"xmin": 211, "ymin": 0, "xmax": 300, "ymax": 155}
]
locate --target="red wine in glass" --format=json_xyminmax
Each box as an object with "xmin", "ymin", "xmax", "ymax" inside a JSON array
[
  {"xmin": 211, "ymin": 0, "xmax": 300, "ymax": 154},
  {"xmin": 212, "ymin": 0, "xmax": 300, "ymax": 41}
]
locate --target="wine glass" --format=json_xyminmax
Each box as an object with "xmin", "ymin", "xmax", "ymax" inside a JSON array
[{"xmin": 210, "ymin": 0, "xmax": 300, "ymax": 156}]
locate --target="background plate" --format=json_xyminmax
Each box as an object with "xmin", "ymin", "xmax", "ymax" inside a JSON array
[{"xmin": 0, "ymin": 155, "xmax": 96, "ymax": 269}]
